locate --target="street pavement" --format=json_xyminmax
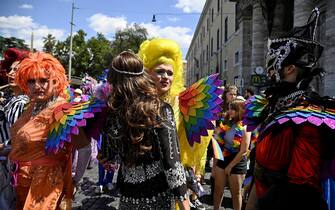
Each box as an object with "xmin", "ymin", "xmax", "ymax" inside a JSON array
[{"xmin": 72, "ymin": 162, "xmax": 233, "ymax": 210}]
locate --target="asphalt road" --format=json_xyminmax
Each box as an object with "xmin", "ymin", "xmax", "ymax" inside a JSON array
[{"xmin": 72, "ymin": 161, "xmax": 233, "ymax": 210}]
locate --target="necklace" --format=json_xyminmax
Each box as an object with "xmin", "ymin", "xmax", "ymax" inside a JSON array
[
  {"xmin": 32, "ymin": 101, "xmax": 47, "ymax": 116},
  {"xmin": 31, "ymin": 96, "xmax": 57, "ymax": 116}
]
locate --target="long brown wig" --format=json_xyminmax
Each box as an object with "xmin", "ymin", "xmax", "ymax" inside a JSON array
[
  {"xmin": 108, "ymin": 51, "xmax": 162, "ymax": 165},
  {"xmin": 225, "ymin": 98, "xmax": 246, "ymax": 123}
]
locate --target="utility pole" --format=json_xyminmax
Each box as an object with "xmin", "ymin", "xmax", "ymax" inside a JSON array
[
  {"xmin": 30, "ymin": 31, "xmax": 34, "ymax": 52},
  {"xmin": 68, "ymin": 0, "xmax": 76, "ymax": 81}
]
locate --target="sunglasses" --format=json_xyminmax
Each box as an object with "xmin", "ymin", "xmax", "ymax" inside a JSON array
[
  {"xmin": 7, "ymin": 62, "xmax": 20, "ymax": 73},
  {"xmin": 9, "ymin": 66, "xmax": 19, "ymax": 72}
]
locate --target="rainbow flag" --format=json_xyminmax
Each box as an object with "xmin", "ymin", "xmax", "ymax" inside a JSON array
[{"xmin": 212, "ymin": 138, "xmax": 224, "ymax": 160}]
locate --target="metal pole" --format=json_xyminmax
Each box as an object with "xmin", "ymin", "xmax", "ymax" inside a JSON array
[
  {"xmin": 68, "ymin": 0, "xmax": 75, "ymax": 81},
  {"xmin": 30, "ymin": 31, "xmax": 34, "ymax": 52}
]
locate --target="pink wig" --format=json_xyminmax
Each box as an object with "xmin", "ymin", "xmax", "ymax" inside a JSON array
[{"xmin": 15, "ymin": 51, "xmax": 69, "ymax": 97}]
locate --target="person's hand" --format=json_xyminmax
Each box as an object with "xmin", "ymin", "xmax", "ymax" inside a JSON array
[
  {"xmin": 225, "ymin": 165, "xmax": 232, "ymax": 175},
  {"xmin": 0, "ymin": 97, "xmax": 5, "ymax": 104}
]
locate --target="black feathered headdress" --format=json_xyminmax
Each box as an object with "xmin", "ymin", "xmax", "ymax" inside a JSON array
[{"xmin": 266, "ymin": 8, "xmax": 323, "ymax": 82}]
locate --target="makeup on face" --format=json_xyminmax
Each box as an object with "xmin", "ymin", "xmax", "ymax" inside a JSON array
[
  {"xmin": 27, "ymin": 78, "xmax": 49, "ymax": 85},
  {"xmin": 7, "ymin": 61, "xmax": 20, "ymax": 86},
  {"xmin": 27, "ymin": 76, "xmax": 52, "ymax": 101},
  {"xmin": 155, "ymin": 68, "xmax": 174, "ymax": 77},
  {"xmin": 150, "ymin": 64, "xmax": 174, "ymax": 96}
]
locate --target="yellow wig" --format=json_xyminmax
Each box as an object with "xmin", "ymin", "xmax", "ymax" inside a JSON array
[
  {"xmin": 138, "ymin": 38, "xmax": 185, "ymax": 100},
  {"xmin": 139, "ymin": 39, "xmax": 210, "ymax": 178},
  {"xmin": 15, "ymin": 51, "xmax": 69, "ymax": 98}
]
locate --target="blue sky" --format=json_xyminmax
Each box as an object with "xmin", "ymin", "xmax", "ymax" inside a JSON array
[{"xmin": 0, "ymin": 0, "xmax": 206, "ymax": 57}]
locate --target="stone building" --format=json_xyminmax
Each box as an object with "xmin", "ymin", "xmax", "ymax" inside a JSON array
[{"xmin": 186, "ymin": 0, "xmax": 335, "ymax": 96}]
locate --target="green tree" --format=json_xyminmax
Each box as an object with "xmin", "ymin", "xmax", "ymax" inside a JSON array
[
  {"xmin": 43, "ymin": 34, "xmax": 56, "ymax": 54},
  {"xmin": 53, "ymin": 30, "xmax": 90, "ymax": 77},
  {"xmin": 71, "ymin": 29, "xmax": 91, "ymax": 77},
  {"xmin": 0, "ymin": 36, "xmax": 29, "ymax": 55},
  {"xmin": 111, "ymin": 24, "xmax": 148, "ymax": 56},
  {"xmin": 52, "ymin": 25, "xmax": 148, "ymax": 79},
  {"xmin": 54, "ymin": 40, "xmax": 69, "ymax": 70},
  {"xmin": 86, "ymin": 33, "xmax": 113, "ymax": 77}
]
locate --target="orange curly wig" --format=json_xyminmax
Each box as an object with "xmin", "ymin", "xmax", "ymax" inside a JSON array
[{"xmin": 15, "ymin": 51, "xmax": 69, "ymax": 98}]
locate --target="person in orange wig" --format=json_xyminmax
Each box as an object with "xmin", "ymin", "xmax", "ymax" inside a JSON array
[{"xmin": 8, "ymin": 51, "xmax": 93, "ymax": 210}]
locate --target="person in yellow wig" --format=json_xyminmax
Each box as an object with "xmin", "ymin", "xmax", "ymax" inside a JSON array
[{"xmin": 138, "ymin": 38, "xmax": 213, "ymax": 208}]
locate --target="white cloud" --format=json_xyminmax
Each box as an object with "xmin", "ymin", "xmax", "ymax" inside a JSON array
[
  {"xmin": 167, "ymin": 16, "xmax": 180, "ymax": 22},
  {"xmin": 0, "ymin": 15, "xmax": 65, "ymax": 50},
  {"xmin": 140, "ymin": 23, "xmax": 192, "ymax": 56},
  {"xmin": 0, "ymin": 15, "xmax": 36, "ymax": 29},
  {"xmin": 19, "ymin": 4, "xmax": 34, "ymax": 9},
  {"xmin": 87, "ymin": 13, "xmax": 193, "ymax": 57},
  {"xmin": 87, "ymin": 13, "xmax": 127, "ymax": 35},
  {"xmin": 175, "ymin": 0, "xmax": 206, "ymax": 13}
]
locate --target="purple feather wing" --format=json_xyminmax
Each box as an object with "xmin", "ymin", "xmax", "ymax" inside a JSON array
[{"xmin": 271, "ymin": 106, "xmax": 335, "ymax": 130}]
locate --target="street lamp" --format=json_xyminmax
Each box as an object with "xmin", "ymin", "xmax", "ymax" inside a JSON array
[{"xmin": 152, "ymin": 14, "xmax": 157, "ymax": 22}]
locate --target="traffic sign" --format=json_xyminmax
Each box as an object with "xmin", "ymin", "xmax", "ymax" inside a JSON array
[{"xmin": 251, "ymin": 75, "xmax": 267, "ymax": 87}]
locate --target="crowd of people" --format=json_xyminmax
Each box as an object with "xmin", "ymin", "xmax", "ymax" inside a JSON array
[{"xmin": 0, "ymin": 7, "xmax": 334, "ymax": 210}]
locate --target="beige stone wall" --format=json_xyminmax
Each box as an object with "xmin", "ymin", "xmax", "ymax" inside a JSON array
[
  {"xmin": 186, "ymin": 0, "xmax": 242, "ymax": 87},
  {"xmin": 186, "ymin": 0, "xmax": 335, "ymax": 96}
]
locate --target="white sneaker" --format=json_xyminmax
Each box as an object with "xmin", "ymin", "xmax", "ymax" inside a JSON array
[
  {"xmin": 95, "ymin": 185, "xmax": 103, "ymax": 194},
  {"xmin": 192, "ymin": 199, "xmax": 206, "ymax": 210},
  {"xmin": 189, "ymin": 200, "xmax": 196, "ymax": 208}
]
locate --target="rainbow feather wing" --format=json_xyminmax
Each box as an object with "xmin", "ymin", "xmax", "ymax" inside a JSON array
[
  {"xmin": 243, "ymin": 95, "xmax": 268, "ymax": 132},
  {"xmin": 45, "ymin": 99, "xmax": 106, "ymax": 153},
  {"xmin": 179, "ymin": 73, "xmax": 223, "ymax": 146},
  {"xmin": 65, "ymin": 87, "xmax": 74, "ymax": 102}
]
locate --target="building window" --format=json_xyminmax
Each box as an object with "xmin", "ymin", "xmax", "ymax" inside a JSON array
[
  {"xmin": 224, "ymin": 17, "xmax": 228, "ymax": 42},
  {"xmin": 212, "ymin": 8, "xmax": 214, "ymax": 22},
  {"xmin": 217, "ymin": 29, "xmax": 220, "ymax": 51},
  {"xmin": 206, "ymin": 45, "xmax": 209, "ymax": 61},
  {"xmin": 207, "ymin": 18, "xmax": 209, "ymax": 31},
  {"xmin": 224, "ymin": 59, "xmax": 227, "ymax": 70},
  {"xmin": 217, "ymin": 0, "xmax": 220, "ymax": 12},
  {"xmin": 235, "ymin": 5, "xmax": 239, "ymax": 32},
  {"xmin": 211, "ymin": 38, "xmax": 214, "ymax": 57},
  {"xmin": 235, "ymin": 51, "xmax": 239, "ymax": 64}
]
